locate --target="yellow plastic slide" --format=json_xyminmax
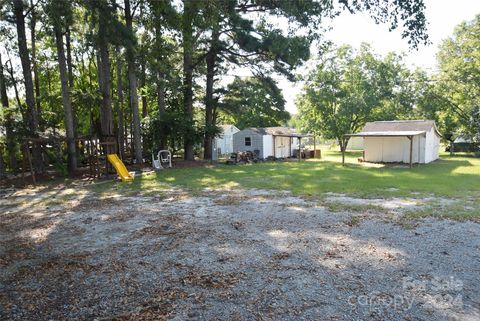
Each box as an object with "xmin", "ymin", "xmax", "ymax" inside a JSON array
[{"xmin": 107, "ymin": 154, "xmax": 134, "ymax": 182}]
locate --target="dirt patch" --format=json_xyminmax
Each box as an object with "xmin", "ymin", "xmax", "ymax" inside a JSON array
[
  {"xmin": 324, "ymin": 193, "xmax": 420, "ymax": 211},
  {"xmin": 181, "ymin": 271, "xmax": 244, "ymax": 289},
  {"xmin": 1, "ymin": 186, "xmax": 479, "ymax": 320}
]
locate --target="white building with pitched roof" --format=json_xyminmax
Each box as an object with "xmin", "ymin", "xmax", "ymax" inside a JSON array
[
  {"xmin": 347, "ymin": 120, "xmax": 441, "ymax": 165},
  {"xmin": 233, "ymin": 127, "xmax": 308, "ymax": 159},
  {"xmin": 214, "ymin": 125, "xmax": 240, "ymax": 157}
]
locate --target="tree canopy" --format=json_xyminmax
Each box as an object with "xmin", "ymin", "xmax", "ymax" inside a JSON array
[
  {"xmin": 296, "ymin": 14, "xmax": 480, "ymax": 153},
  {"xmin": 296, "ymin": 44, "xmax": 414, "ymax": 151},
  {"xmin": 219, "ymin": 76, "xmax": 290, "ymax": 129},
  {"xmin": 435, "ymin": 14, "xmax": 480, "ymax": 144},
  {"xmin": 0, "ymin": 0, "xmax": 435, "ymax": 176}
]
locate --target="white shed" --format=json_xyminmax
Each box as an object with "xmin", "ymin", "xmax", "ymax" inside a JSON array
[
  {"xmin": 346, "ymin": 120, "xmax": 441, "ymax": 166},
  {"xmin": 265, "ymin": 127, "xmax": 301, "ymax": 159},
  {"xmin": 232, "ymin": 127, "xmax": 305, "ymax": 159},
  {"xmin": 214, "ymin": 124, "xmax": 239, "ymax": 157}
]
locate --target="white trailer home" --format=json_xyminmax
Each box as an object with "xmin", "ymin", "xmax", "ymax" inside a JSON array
[{"xmin": 346, "ymin": 120, "xmax": 441, "ymax": 167}]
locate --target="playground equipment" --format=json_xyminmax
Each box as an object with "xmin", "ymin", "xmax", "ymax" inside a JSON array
[
  {"xmin": 152, "ymin": 150, "xmax": 172, "ymax": 170},
  {"xmin": 107, "ymin": 154, "xmax": 134, "ymax": 182}
]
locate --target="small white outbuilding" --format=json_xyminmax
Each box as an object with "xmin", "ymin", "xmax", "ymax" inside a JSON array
[
  {"xmin": 346, "ymin": 120, "xmax": 441, "ymax": 166},
  {"xmin": 233, "ymin": 127, "xmax": 306, "ymax": 159},
  {"xmin": 213, "ymin": 124, "xmax": 239, "ymax": 158}
]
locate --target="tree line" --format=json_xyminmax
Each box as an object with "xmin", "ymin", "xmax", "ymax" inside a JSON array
[
  {"xmin": 295, "ymin": 15, "xmax": 480, "ymax": 153},
  {"xmin": 0, "ymin": 0, "xmax": 429, "ymax": 176}
]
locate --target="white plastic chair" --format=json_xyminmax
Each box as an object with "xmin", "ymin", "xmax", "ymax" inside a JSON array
[{"xmin": 152, "ymin": 150, "xmax": 172, "ymax": 169}]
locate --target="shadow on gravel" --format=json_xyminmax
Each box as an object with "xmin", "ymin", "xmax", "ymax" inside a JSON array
[{"xmin": 1, "ymin": 184, "xmax": 479, "ymax": 320}]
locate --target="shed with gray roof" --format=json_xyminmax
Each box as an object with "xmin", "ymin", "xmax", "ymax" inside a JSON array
[
  {"xmin": 345, "ymin": 120, "xmax": 441, "ymax": 166},
  {"xmin": 233, "ymin": 127, "xmax": 308, "ymax": 159}
]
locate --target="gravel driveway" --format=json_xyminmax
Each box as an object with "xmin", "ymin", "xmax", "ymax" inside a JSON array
[{"xmin": 1, "ymin": 185, "xmax": 479, "ymax": 320}]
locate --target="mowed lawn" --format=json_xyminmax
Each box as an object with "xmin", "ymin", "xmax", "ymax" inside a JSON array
[{"xmin": 130, "ymin": 151, "xmax": 480, "ymax": 199}]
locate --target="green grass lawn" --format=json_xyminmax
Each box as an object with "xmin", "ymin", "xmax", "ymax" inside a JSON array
[{"xmin": 125, "ymin": 150, "xmax": 479, "ymax": 199}]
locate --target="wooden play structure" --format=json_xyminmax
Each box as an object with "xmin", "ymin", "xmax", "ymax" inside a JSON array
[{"xmin": 20, "ymin": 135, "xmax": 123, "ymax": 185}]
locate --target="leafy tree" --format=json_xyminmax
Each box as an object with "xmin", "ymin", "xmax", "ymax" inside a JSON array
[
  {"xmin": 143, "ymin": 87, "xmax": 203, "ymax": 157},
  {"xmin": 296, "ymin": 44, "xmax": 413, "ymax": 158},
  {"xmin": 45, "ymin": 0, "xmax": 77, "ymax": 174},
  {"xmin": 11, "ymin": 0, "xmax": 43, "ymax": 172},
  {"xmin": 0, "ymin": 0, "xmax": 432, "ymax": 175},
  {"xmin": 123, "ymin": 0, "xmax": 143, "ymax": 164},
  {"xmin": 114, "ymin": 48, "xmax": 126, "ymax": 159},
  {"xmin": 338, "ymin": 0, "xmax": 429, "ymax": 48},
  {"xmin": 0, "ymin": 53, "xmax": 17, "ymax": 172},
  {"xmin": 29, "ymin": 0, "xmax": 42, "ymax": 125},
  {"xmin": 181, "ymin": 0, "xmax": 200, "ymax": 161},
  {"xmin": 146, "ymin": 0, "xmax": 178, "ymax": 150},
  {"xmin": 410, "ymin": 69, "xmax": 460, "ymax": 151},
  {"xmin": 435, "ymin": 15, "xmax": 480, "ymax": 146},
  {"xmin": 220, "ymin": 76, "xmax": 289, "ymax": 129},
  {"xmin": 83, "ymin": 0, "xmax": 121, "ymax": 139},
  {"xmin": 198, "ymin": 0, "xmax": 429, "ymax": 159},
  {"xmin": 199, "ymin": 0, "xmax": 316, "ymax": 159}
]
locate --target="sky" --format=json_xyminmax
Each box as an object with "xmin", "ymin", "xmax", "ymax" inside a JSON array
[
  {"xmin": 2, "ymin": 0, "xmax": 479, "ymax": 116},
  {"xmin": 279, "ymin": 0, "xmax": 480, "ymax": 114}
]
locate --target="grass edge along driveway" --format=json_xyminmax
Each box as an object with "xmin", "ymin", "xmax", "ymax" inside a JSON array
[{"xmin": 125, "ymin": 153, "xmax": 480, "ymax": 200}]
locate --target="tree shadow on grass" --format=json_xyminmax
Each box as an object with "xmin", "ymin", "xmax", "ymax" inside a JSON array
[{"xmin": 149, "ymin": 157, "xmax": 479, "ymax": 198}]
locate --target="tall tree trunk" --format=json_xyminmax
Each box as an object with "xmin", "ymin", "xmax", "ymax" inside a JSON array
[
  {"xmin": 0, "ymin": 54, "xmax": 17, "ymax": 173},
  {"xmin": 152, "ymin": 6, "xmax": 167, "ymax": 151},
  {"xmin": 125, "ymin": 111, "xmax": 129, "ymax": 157},
  {"xmin": 141, "ymin": 56, "xmax": 148, "ymax": 118},
  {"xmin": 130, "ymin": 105, "xmax": 134, "ymax": 162},
  {"xmin": 30, "ymin": 0, "xmax": 42, "ymax": 128},
  {"xmin": 96, "ymin": 18, "xmax": 114, "ymax": 138},
  {"xmin": 66, "ymin": 27, "xmax": 74, "ymax": 88},
  {"xmin": 115, "ymin": 48, "xmax": 125, "ymax": 159},
  {"xmin": 203, "ymin": 27, "xmax": 219, "ymax": 160},
  {"xmin": 339, "ymin": 137, "xmax": 349, "ymax": 164},
  {"xmin": 0, "ymin": 144, "xmax": 5, "ymax": 178},
  {"xmin": 182, "ymin": 0, "xmax": 195, "ymax": 161},
  {"xmin": 157, "ymin": 70, "xmax": 167, "ymax": 150},
  {"xmin": 13, "ymin": 0, "xmax": 43, "ymax": 173},
  {"xmin": 157, "ymin": 71, "xmax": 166, "ymax": 115},
  {"xmin": 124, "ymin": 0, "xmax": 143, "ymax": 164},
  {"xmin": 66, "ymin": 26, "xmax": 78, "ymax": 139},
  {"xmin": 6, "ymin": 57, "xmax": 27, "ymax": 122},
  {"xmin": 54, "ymin": 28, "xmax": 77, "ymax": 174}
]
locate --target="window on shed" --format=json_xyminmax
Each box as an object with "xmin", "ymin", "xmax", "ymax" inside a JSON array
[{"xmin": 245, "ymin": 137, "xmax": 251, "ymax": 146}]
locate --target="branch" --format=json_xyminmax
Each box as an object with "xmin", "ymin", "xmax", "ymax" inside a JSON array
[
  {"xmin": 132, "ymin": 0, "xmax": 142, "ymax": 17},
  {"xmin": 225, "ymin": 48, "xmax": 260, "ymax": 58},
  {"xmin": 430, "ymin": 91, "xmax": 470, "ymax": 122},
  {"xmin": 6, "ymin": 58, "xmax": 26, "ymax": 117},
  {"xmin": 193, "ymin": 30, "xmax": 204, "ymax": 45},
  {"xmin": 0, "ymin": 0, "xmax": 8, "ymax": 10},
  {"xmin": 24, "ymin": 0, "xmax": 40, "ymax": 18},
  {"xmin": 338, "ymin": 0, "xmax": 354, "ymax": 14}
]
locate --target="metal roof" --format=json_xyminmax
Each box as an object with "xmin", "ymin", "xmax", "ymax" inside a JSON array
[
  {"xmin": 264, "ymin": 127, "xmax": 296, "ymax": 135},
  {"xmin": 360, "ymin": 120, "xmax": 441, "ymax": 136},
  {"xmin": 345, "ymin": 130, "xmax": 426, "ymax": 137},
  {"xmin": 241, "ymin": 127, "xmax": 313, "ymax": 138}
]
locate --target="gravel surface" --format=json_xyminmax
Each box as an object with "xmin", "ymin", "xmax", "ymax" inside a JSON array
[{"xmin": 1, "ymin": 185, "xmax": 479, "ymax": 320}]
